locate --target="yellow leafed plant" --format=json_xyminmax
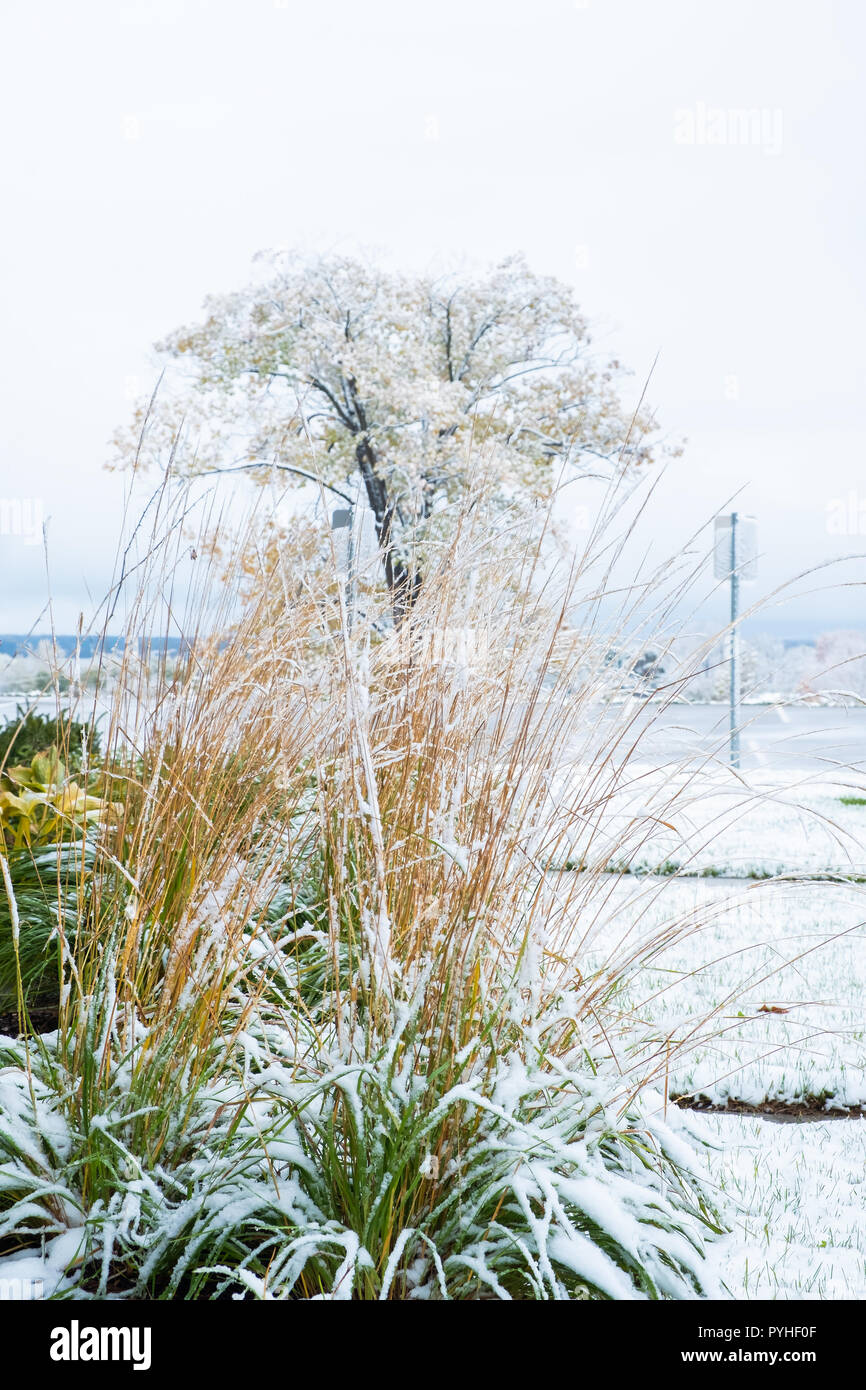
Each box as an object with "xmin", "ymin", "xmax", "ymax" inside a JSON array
[{"xmin": 0, "ymin": 746, "xmax": 120, "ymax": 852}]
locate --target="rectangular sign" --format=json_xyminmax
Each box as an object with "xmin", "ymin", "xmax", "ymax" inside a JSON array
[{"xmin": 713, "ymin": 513, "xmax": 758, "ymax": 581}]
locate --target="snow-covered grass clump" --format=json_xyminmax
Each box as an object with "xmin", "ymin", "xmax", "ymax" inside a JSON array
[
  {"xmin": 0, "ymin": 996, "xmax": 724, "ymax": 1301},
  {"xmin": 0, "ymin": 489, "xmax": 742, "ymax": 1300}
]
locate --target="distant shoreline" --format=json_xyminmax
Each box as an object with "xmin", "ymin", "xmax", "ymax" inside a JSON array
[{"xmin": 0, "ymin": 635, "xmax": 188, "ymax": 659}]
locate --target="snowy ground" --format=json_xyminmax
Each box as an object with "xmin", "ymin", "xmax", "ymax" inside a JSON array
[
  {"xmin": 583, "ymin": 874, "xmax": 866, "ymax": 1109},
  {"xmin": 695, "ymin": 1113, "xmax": 866, "ymax": 1300},
  {"xmin": 624, "ymin": 774, "xmax": 866, "ymax": 878},
  {"xmin": 568, "ymin": 760, "xmax": 866, "ymax": 1298},
  {"xmin": 563, "ymin": 763, "xmax": 866, "ymax": 879}
]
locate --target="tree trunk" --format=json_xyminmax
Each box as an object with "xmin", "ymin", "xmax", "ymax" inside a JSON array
[{"xmin": 354, "ymin": 439, "xmax": 421, "ymax": 625}]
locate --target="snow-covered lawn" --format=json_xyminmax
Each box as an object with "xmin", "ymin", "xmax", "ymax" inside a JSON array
[
  {"xmin": 626, "ymin": 774, "xmax": 866, "ymax": 877},
  {"xmin": 567, "ymin": 766, "xmax": 866, "ymax": 878},
  {"xmin": 583, "ymin": 874, "xmax": 866, "ymax": 1109},
  {"xmin": 570, "ymin": 770, "xmax": 866, "ymax": 1299},
  {"xmin": 695, "ymin": 1113, "xmax": 866, "ymax": 1299}
]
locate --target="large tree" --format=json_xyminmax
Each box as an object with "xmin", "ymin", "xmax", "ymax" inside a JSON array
[{"xmin": 118, "ymin": 252, "xmax": 671, "ymax": 620}]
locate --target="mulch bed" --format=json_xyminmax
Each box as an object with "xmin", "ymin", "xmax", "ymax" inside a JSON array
[{"xmin": 674, "ymin": 1095, "xmax": 866, "ymax": 1122}]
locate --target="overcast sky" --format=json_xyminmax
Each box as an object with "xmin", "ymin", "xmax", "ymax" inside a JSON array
[{"xmin": 1, "ymin": 0, "xmax": 864, "ymax": 636}]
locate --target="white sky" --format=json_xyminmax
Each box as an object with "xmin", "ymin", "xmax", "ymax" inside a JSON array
[{"xmin": 1, "ymin": 0, "xmax": 864, "ymax": 635}]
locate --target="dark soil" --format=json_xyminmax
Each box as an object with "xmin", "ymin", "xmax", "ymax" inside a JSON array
[
  {"xmin": 674, "ymin": 1094, "xmax": 865, "ymax": 1122},
  {"xmin": 0, "ymin": 1006, "xmax": 59, "ymax": 1037}
]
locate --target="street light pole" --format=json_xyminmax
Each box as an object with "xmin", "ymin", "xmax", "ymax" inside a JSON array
[
  {"xmin": 729, "ymin": 510, "xmax": 740, "ymax": 770},
  {"xmin": 714, "ymin": 510, "xmax": 757, "ymax": 772}
]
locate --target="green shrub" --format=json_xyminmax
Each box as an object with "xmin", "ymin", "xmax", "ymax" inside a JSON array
[
  {"xmin": 0, "ymin": 707, "xmax": 100, "ymax": 774},
  {"xmin": 0, "ymin": 846, "xmax": 86, "ymax": 1013}
]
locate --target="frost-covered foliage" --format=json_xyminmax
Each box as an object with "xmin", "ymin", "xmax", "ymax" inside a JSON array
[
  {"xmin": 666, "ymin": 630, "xmax": 866, "ymax": 706},
  {"xmin": 0, "ymin": 971, "xmax": 723, "ymax": 1301},
  {"xmin": 0, "ymin": 483, "xmax": 734, "ymax": 1301},
  {"xmin": 0, "ymin": 641, "xmax": 91, "ymax": 697},
  {"xmin": 113, "ymin": 251, "xmax": 675, "ymax": 616}
]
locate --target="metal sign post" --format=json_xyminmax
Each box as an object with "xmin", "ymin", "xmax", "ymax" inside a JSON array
[
  {"xmin": 728, "ymin": 513, "xmax": 741, "ymax": 768},
  {"xmin": 332, "ymin": 474, "xmax": 378, "ymax": 635},
  {"xmin": 330, "ymin": 500, "xmax": 356, "ymax": 634},
  {"xmin": 713, "ymin": 512, "xmax": 758, "ymax": 770}
]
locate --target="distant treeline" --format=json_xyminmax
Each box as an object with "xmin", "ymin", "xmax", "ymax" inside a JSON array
[{"xmin": 0, "ymin": 635, "xmax": 191, "ymax": 659}]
